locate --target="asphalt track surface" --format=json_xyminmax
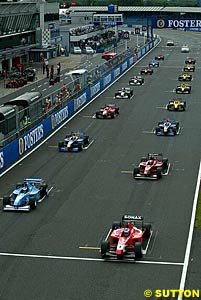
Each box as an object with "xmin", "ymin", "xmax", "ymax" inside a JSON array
[{"xmin": 0, "ymin": 30, "xmax": 201, "ymax": 299}]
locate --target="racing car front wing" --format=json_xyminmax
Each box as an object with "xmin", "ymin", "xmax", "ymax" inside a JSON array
[
  {"xmin": 3, "ymin": 204, "xmax": 31, "ymax": 212},
  {"xmin": 134, "ymin": 173, "xmax": 159, "ymax": 180}
]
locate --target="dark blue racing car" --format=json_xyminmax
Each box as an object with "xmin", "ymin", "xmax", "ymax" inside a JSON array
[
  {"xmin": 154, "ymin": 118, "xmax": 180, "ymax": 136},
  {"xmin": 58, "ymin": 131, "xmax": 93, "ymax": 152},
  {"xmin": 3, "ymin": 178, "xmax": 48, "ymax": 212}
]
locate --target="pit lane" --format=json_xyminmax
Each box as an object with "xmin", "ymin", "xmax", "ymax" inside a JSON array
[{"xmin": 0, "ymin": 30, "xmax": 201, "ymax": 299}]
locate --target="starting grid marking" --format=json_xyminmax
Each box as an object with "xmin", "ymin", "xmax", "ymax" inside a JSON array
[{"xmin": 0, "ymin": 251, "xmax": 184, "ymax": 266}]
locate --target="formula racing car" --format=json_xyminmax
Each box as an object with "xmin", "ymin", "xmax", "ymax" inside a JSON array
[
  {"xmin": 115, "ymin": 87, "xmax": 133, "ymax": 99},
  {"xmin": 176, "ymin": 83, "xmax": 191, "ymax": 94},
  {"xmin": 96, "ymin": 104, "xmax": 119, "ymax": 119},
  {"xmin": 166, "ymin": 40, "xmax": 174, "ymax": 46},
  {"xmin": 58, "ymin": 131, "xmax": 91, "ymax": 152},
  {"xmin": 2, "ymin": 178, "xmax": 48, "ymax": 211},
  {"xmin": 140, "ymin": 67, "xmax": 153, "ymax": 75},
  {"xmin": 166, "ymin": 99, "xmax": 186, "ymax": 111},
  {"xmin": 100, "ymin": 214, "xmax": 151, "ymax": 260},
  {"xmin": 133, "ymin": 153, "xmax": 168, "ymax": 180},
  {"xmin": 183, "ymin": 64, "xmax": 195, "ymax": 72},
  {"xmin": 154, "ymin": 118, "xmax": 179, "ymax": 136},
  {"xmin": 181, "ymin": 44, "xmax": 190, "ymax": 53},
  {"xmin": 155, "ymin": 54, "xmax": 164, "ymax": 60},
  {"xmin": 178, "ymin": 73, "xmax": 192, "ymax": 81},
  {"xmin": 149, "ymin": 59, "xmax": 159, "ymax": 68},
  {"xmin": 185, "ymin": 57, "xmax": 196, "ymax": 64},
  {"xmin": 129, "ymin": 75, "xmax": 144, "ymax": 86}
]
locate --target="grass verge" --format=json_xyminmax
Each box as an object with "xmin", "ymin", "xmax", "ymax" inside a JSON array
[{"xmin": 195, "ymin": 190, "xmax": 201, "ymax": 228}]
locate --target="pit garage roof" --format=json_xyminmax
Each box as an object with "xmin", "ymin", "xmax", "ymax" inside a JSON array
[{"xmin": 69, "ymin": 6, "xmax": 201, "ymax": 14}]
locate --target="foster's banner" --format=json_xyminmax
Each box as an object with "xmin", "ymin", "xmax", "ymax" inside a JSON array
[{"xmin": 152, "ymin": 18, "xmax": 201, "ymax": 29}]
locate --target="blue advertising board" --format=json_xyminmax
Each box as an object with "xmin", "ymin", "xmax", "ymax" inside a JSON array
[{"xmin": 152, "ymin": 18, "xmax": 201, "ymax": 29}]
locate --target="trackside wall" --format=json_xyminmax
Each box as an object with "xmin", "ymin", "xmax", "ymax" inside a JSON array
[{"xmin": 0, "ymin": 39, "xmax": 158, "ymax": 174}]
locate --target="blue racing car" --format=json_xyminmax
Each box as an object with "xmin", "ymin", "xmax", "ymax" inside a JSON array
[
  {"xmin": 154, "ymin": 118, "xmax": 179, "ymax": 136},
  {"xmin": 3, "ymin": 178, "xmax": 48, "ymax": 212},
  {"xmin": 58, "ymin": 131, "xmax": 92, "ymax": 152},
  {"xmin": 149, "ymin": 59, "xmax": 159, "ymax": 68}
]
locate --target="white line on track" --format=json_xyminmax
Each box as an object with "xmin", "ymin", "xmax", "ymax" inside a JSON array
[
  {"xmin": 31, "ymin": 88, "xmax": 35, "ymax": 91},
  {"xmin": 44, "ymin": 82, "xmax": 48, "ymax": 85},
  {"xmin": 38, "ymin": 85, "xmax": 42, "ymax": 88},
  {"xmin": 105, "ymin": 228, "xmax": 112, "ymax": 241},
  {"xmin": 0, "ymin": 252, "xmax": 183, "ymax": 266},
  {"xmin": 156, "ymin": 106, "xmax": 166, "ymax": 109},
  {"xmin": 42, "ymin": 88, "xmax": 46, "ymax": 92},
  {"xmin": 0, "ymin": 38, "xmax": 161, "ymax": 178},
  {"xmin": 143, "ymin": 231, "xmax": 153, "ymax": 255},
  {"xmin": 120, "ymin": 170, "xmax": 132, "ymax": 174},
  {"xmin": 38, "ymin": 186, "xmax": 53, "ymax": 203},
  {"xmin": 177, "ymin": 160, "xmax": 201, "ymax": 300}
]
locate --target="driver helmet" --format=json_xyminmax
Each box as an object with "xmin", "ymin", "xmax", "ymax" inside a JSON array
[
  {"xmin": 124, "ymin": 227, "xmax": 130, "ymax": 237},
  {"xmin": 22, "ymin": 186, "xmax": 28, "ymax": 193}
]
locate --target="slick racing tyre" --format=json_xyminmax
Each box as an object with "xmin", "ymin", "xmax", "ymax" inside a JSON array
[
  {"xmin": 40, "ymin": 184, "xmax": 48, "ymax": 197},
  {"xmin": 78, "ymin": 142, "xmax": 83, "ymax": 151},
  {"xmin": 112, "ymin": 221, "xmax": 121, "ymax": 230},
  {"xmin": 84, "ymin": 136, "xmax": 90, "ymax": 146},
  {"xmin": 3, "ymin": 196, "xmax": 10, "ymax": 206},
  {"xmin": 134, "ymin": 242, "xmax": 143, "ymax": 259},
  {"xmin": 29, "ymin": 196, "xmax": 37, "ymax": 210},
  {"xmin": 156, "ymin": 168, "xmax": 162, "ymax": 179},
  {"xmin": 162, "ymin": 159, "xmax": 168, "ymax": 169},
  {"xmin": 133, "ymin": 167, "xmax": 139, "ymax": 178},
  {"xmin": 58, "ymin": 141, "xmax": 64, "ymax": 148},
  {"xmin": 101, "ymin": 241, "xmax": 110, "ymax": 258},
  {"xmin": 142, "ymin": 224, "xmax": 152, "ymax": 238},
  {"xmin": 155, "ymin": 127, "xmax": 160, "ymax": 135},
  {"xmin": 173, "ymin": 127, "xmax": 177, "ymax": 135}
]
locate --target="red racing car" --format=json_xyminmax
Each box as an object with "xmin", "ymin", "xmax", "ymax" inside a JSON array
[
  {"xmin": 185, "ymin": 57, "xmax": 196, "ymax": 64},
  {"xmin": 95, "ymin": 104, "xmax": 119, "ymax": 119},
  {"xmin": 101, "ymin": 52, "xmax": 118, "ymax": 61},
  {"xmin": 155, "ymin": 54, "xmax": 164, "ymax": 60},
  {"xmin": 133, "ymin": 153, "xmax": 168, "ymax": 180},
  {"xmin": 101, "ymin": 214, "xmax": 151, "ymax": 260}
]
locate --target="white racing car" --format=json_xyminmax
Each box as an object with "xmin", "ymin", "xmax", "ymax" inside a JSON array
[{"xmin": 115, "ymin": 87, "xmax": 133, "ymax": 99}]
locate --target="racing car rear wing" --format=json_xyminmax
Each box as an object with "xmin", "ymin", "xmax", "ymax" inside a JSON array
[
  {"xmin": 147, "ymin": 153, "xmax": 163, "ymax": 159},
  {"xmin": 122, "ymin": 215, "xmax": 144, "ymax": 229},
  {"xmin": 24, "ymin": 178, "xmax": 43, "ymax": 183}
]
